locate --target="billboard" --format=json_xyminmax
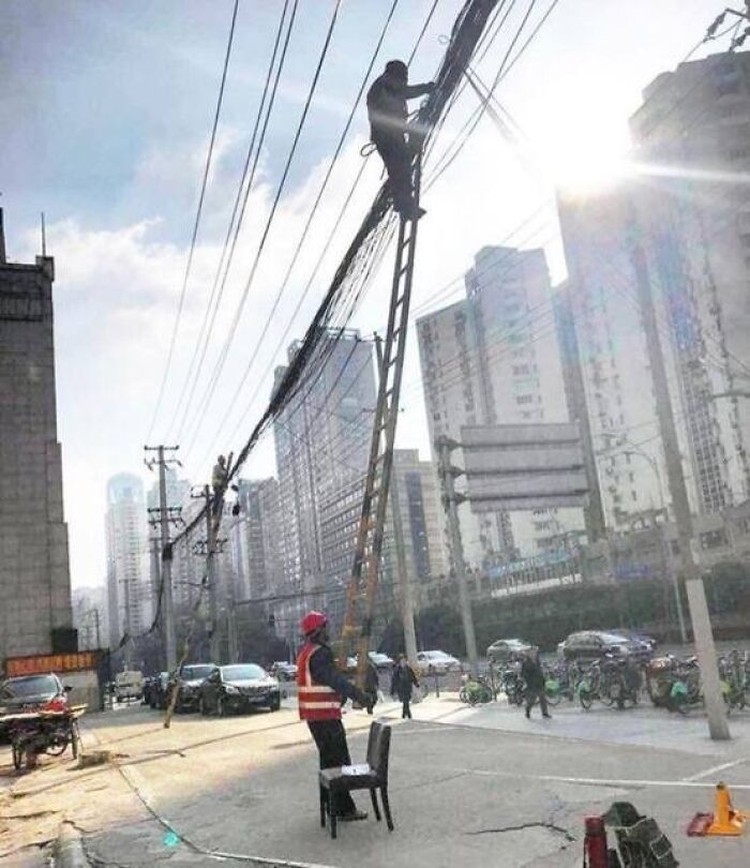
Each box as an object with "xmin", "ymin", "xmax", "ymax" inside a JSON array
[{"xmin": 461, "ymin": 423, "xmax": 588, "ymax": 511}]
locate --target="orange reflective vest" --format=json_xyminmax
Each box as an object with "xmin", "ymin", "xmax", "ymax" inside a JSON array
[{"xmin": 297, "ymin": 643, "xmax": 342, "ymax": 721}]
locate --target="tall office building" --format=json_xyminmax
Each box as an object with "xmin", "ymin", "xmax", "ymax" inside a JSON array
[
  {"xmin": 105, "ymin": 474, "xmax": 150, "ymax": 649},
  {"xmin": 386, "ymin": 449, "xmax": 449, "ymax": 610},
  {"xmin": 272, "ymin": 330, "xmax": 377, "ymax": 630},
  {"xmin": 229, "ymin": 477, "xmax": 282, "ymax": 603},
  {"xmin": 0, "ymin": 210, "xmax": 74, "ymax": 660},
  {"xmin": 417, "ymin": 246, "xmax": 585, "ymax": 566}
]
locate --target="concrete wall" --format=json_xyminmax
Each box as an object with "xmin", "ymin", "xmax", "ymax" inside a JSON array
[{"xmin": 0, "ymin": 250, "xmax": 74, "ymax": 662}]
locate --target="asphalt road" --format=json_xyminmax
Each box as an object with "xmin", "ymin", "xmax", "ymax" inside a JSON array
[{"xmin": 3, "ymin": 688, "xmax": 750, "ymax": 867}]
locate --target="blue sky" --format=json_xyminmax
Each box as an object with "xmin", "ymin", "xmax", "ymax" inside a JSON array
[{"xmin": 0, "ymin": 0, "xmax": 734, "ymax": 588}]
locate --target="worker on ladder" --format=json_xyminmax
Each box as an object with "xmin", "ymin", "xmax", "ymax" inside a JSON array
[{"xmin": 367, "ymin": 60, "xmax": 435, "ymax": 220}]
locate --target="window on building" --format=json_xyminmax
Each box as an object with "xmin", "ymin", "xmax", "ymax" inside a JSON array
[{"xmin": 516, "ymin": 394, "xmax": 534, "ymax": 405}]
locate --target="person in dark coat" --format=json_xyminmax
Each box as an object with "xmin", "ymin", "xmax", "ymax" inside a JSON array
[
  {"xmin": 364, "ymin": 658, "xmax": 379, "ymax": 715},
  {"xmin": 390, "ymin": 654, "xmax": 420, "ymax": 719},
  {"xmin": 521, "ymin": 647, "xmax": 550, "ymax": 719},
  {"xmin": 366, "ymin": 59, "xmax": 435, "ymax": 219}
]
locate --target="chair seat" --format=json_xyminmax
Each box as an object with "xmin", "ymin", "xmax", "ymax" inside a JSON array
[{"xmin": 320, "ymin": 765, "xmax": 379, "ymax": 790}]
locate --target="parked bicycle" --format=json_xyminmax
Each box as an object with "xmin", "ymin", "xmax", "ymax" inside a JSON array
[{"xmin": 459, "ymin": 674, "xmax": 494, "ymax": 706}]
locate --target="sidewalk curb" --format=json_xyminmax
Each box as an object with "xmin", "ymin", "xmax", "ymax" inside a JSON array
[{"xmin": 53, "ymin": 824, "xmax": 90, "ymax": 868}]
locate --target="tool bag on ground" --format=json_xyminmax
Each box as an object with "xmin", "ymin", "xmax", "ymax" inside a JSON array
[{"xmin": 603, "ymin": 802, "xmax": 678, "ymax": 867}]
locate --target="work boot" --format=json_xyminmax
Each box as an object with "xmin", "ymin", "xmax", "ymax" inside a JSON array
[
  {"xmin": 339, "ymin": 809, "xmax": 368, "ymax": 822},
  {"xmin": 525, "ymin": 708, "xmax": 530, "ymax": 719},
  {"xmin": 543, "ymin": 713, "xmax": 551, "ymax": 719}
]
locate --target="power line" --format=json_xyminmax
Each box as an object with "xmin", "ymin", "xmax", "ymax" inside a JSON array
[
  {"xmin": 146, "ymin": 0, "xmax": 241, "ymax": 442},
  {"xmin": 165, "ymin": 0, "xmax": 295, "ymax": 444}
]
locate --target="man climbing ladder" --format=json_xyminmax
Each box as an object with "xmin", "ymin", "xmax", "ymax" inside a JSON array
[{"xmin": 366, "ymin": 60, "xmax": 435, "ymax": 219}]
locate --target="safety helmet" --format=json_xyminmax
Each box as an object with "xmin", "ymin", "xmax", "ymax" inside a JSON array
[
  {"xmin": 300, "ymin": 610, "xmax": 328, "ymax": 636},
  {"xmin": 385, "ymin": 59, "xmax": 408, "ymax": 80}
]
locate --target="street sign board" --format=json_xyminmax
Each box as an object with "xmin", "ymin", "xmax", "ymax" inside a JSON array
[{"xmin": 460, "ymin": 423, "xmax": 588, "ymax": 511}]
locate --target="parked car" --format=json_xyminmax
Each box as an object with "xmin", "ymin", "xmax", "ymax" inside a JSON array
[
  {"xmin": 171, "ymin": 664, "xmax": 216, "ymax": 712},
  {"xmin": 486, "ymin": 638, "xmax": 533, "ymax": 664},
  {"xmin": 0, "ymin": 673, "xmax": 69, "ymax": 739},
  {"xmin": 368, "ymin": 652, "xmax": 394, "ymax": 671},
  {"xmin": 114, "ymin": 670, "xmax": 144, "ymax": 703},
  {"xmin": 558, "ymin": 631, "xmax": 644, "ymax": 663},
  {"xmin": 198, "ymin": 664, "xmax": 281, "ymax": 715},
  {"xmin": 609, "ymin": 629, "xmax": 657, "ymax": 657},
  {"xmin": 269, "ymin": 661, "xmax": 297, "ymax": 682},
  {"xmin": 416, "ymin": 650, "xmax": 461, "ymax": 675}
]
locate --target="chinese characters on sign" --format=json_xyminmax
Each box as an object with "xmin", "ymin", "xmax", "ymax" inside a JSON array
[{"xmin": 5, "ymin": 651, "xmax": 100, "ymax": 677}]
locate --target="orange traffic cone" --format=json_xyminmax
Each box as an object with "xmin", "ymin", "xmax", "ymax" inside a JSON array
[{"xmin": 706, "ymin": 782, "xmax": 747, "ymax": 837}]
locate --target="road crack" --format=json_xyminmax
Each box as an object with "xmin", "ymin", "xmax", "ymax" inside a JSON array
[{"xmin": 468, "ymin": 821, "xmax": 576, "ymax": 842}]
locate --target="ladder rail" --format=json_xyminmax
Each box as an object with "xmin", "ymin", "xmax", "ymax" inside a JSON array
[{"xmin": 340, "ymin": 157, "xmax": 424, "ymax": 682}]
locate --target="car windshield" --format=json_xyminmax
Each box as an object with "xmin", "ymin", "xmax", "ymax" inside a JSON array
[
  {"xmin": 425, "ymin": 651, "xmax": 451, "ymax": 660},
  {"xmin": 599, "ymin": 634, "xmax": 629, "ymax": 644},
  {"xmin": 181, "ymin": 665, "xmax": 214, "ymax": 681},
  {"xmin": 0, "ymin": 675, "xmax": 58, "ymax": 699},
  {"xmin": 221, "ymin": 665, "xmax": 266, "ymax": 681}
]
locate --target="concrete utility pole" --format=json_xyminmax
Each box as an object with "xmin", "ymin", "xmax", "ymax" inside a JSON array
[
  {"xmin": 628, "ymin": 213, "xmax": 729, "ymax": 740},
  {"xmin": 144, "ymin": 445, "xmax": 179, "ymax": 672},
  {"xmin": 204, "ymin": 485, "xmax": 220, "ymax": 663},
  {"xmin": 435, "ymin": 436, "xmax": 478, "ymax": 675}
]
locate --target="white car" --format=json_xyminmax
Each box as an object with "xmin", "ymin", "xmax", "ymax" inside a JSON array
[{"xmin": 416, "ymin": 650, "xmax": 461, "ymax": 675}]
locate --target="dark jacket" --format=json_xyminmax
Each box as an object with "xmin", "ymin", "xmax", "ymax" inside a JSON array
[
  {"xmin": 390, "ymin": 661, "xmax": 419, "ymax": 700},
  {"xmin": 521, "ymin": 657, "xmax": 545, "ymax": 691},
  {"xmin": 307, "ymin": 642, "xmax": 362, "ymax": 704},
  {"xmin": 367, "ymin": 74, "xmax": 433, "ymax": 141}
]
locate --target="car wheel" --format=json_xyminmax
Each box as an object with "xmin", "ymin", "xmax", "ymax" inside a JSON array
[{"xmin": 269, "ymin": 696, "xmax": 281, "ymax": 712}]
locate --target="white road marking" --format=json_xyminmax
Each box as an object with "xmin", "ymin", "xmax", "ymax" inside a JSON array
[
  {"xmin": 450, "ymin": 767, "xmax": 750, "ymax": 790},
  {"xmin": 682, "ymin": 757, "xmax": 749, "ymax": 782}
]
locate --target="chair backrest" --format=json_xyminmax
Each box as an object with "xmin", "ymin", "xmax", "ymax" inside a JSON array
[{"xmin": 366, "ymin": 721, "xmax": 391, "ymax": 782}]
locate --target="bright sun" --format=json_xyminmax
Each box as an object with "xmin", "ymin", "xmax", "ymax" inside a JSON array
[{"xmin": 538, "ymin": 133, "xmax": 632, "ymax": 193}]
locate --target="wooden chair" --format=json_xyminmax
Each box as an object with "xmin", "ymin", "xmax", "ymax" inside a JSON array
[{"xmin": 318, "ymin": 720, "xmax": 394, "ymax": 839}]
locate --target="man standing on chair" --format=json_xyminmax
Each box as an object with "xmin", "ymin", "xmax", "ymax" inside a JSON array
[
  {"xmin": 367, "ymin": 59, "xmax": 435, "ymax": 219},
  {"xmin": 297, "ymin": 611, "xmax": 371, "ymax": 822}
]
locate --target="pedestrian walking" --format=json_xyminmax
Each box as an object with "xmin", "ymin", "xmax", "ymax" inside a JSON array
[
  {"xmin": 364, "ymin": 657, "xmax": 379, "ymax": 715},
  {"xmin": 296, "ymin": 611, "xmax": 371, "ymax": 822},
  {"xmin": 390, "ymin": 654, "xmax": 420, "ymax": 719},
  {"xmin": 366, "ymin": 60, "xmax": 435, "ymax": 219},
  {"xmin": 521, "ymin": 647, "xmax": 550, "ymax": 720}
]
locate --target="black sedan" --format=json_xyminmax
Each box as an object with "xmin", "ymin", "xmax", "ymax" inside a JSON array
[
  {"xmin": 198, "ymin": 664, "xmax": 281, "ymax": 716},
  {"xmin": 171, "ymin": 664, "xmax": 216, "ymax": 712}
]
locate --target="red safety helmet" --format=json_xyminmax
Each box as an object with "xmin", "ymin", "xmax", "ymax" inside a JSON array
[{"xmin": 300, "ymin": 610, "xmax": 328, "ymax": 636}]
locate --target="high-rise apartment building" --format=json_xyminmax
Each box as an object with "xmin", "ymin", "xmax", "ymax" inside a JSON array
[
  {"xmin": 272, "ymin": 329, "xmax": 377, "ymax": 630},
  {"xmin": 557, "ymin": 50, "xmax": 750, "ymax": 528},
  {"xmin": 417, "ymin": 246, "xmax": 585, "ymax": 566},
  {"xmin": 105, "ymin": 474, "xmax": 150, "ymax": 649},
  {"xmin": 630, "ymin": 50, "xmax": 750, "ymax": 510},
  {"xmin": 0, "ymin": 210, "xmax": 74, "ymax": 660}
]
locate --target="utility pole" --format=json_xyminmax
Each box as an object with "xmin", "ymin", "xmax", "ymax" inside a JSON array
[
  {"xmin": 435, "ymin": 435, "xmax": 478, "ymax": 675},
  {"xmin": 204, "ymin": 484, "xmax": 220, "ymax": 663},
  {"xmin": 375, "ymin": 334, "xmax": 418, "ymax": 666},
  {"xmin": 628, "ymin": 209, "xmax": 729, "ymax": 740},
  {"xmin": 144, "ymin": 445, "xmax": 180, "ymax": 673}
]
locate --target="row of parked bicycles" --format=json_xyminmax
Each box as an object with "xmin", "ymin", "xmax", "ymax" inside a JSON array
[{"xmin": 457, "ymin": 649, "xmax": 750, "ymax": 715}]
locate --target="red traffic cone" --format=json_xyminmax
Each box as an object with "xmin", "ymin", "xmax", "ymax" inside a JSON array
[{"xmin": 583, "ymin": 815, "xmax": 609, "ymax": 867}]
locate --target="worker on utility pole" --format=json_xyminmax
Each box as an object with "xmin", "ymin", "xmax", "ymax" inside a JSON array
[{"xmin": 367, "ymin": 60, "xmax": 435, "ymax": 219}]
